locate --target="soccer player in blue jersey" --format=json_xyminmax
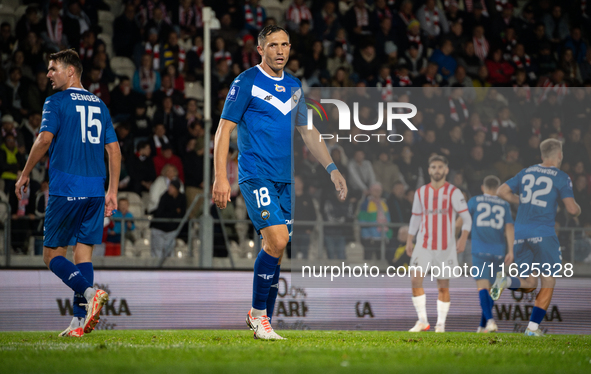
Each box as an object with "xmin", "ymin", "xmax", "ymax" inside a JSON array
[
  {"xmin": 492, "ymin": 139, "xmax": 581, "ymax": 336},
  {"xmin": 213, "ymin": 25, "xmax": 347, "ymax": 340},
  {"xmin": 15, "ymin": 50, "xmax": 121, "ymax": 337},
  {"xmin": 468, "ymin": 176, "xmax": 514, "ymax": 333}
]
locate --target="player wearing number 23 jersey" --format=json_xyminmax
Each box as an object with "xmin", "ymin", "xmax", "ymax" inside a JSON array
[
  {"xmin": 505, "ymin": 164, "xmax": 574, "ymax": 271},
  {"xmin": 40, "ymin": 87, "xmax": 118, "ymax": 246}
]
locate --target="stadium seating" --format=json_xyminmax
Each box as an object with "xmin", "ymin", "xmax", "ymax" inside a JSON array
[
  {"xmin": 0, "ymin": 5, "xmax": 16, "ymax": 30},
  {"xmin": 110, "ymin": 56, "xmax": 136, "ymax": 79},
  {"xmin": 185, "ymin": 81, "xmax": 204, "ymax": 101},
  {"xmin": 97, "ymin": 33, "xmax": 114, "ymax": 62},
  {"xmin": 14, "ymin": 5, "xmax": 28, "ymax": 22}
]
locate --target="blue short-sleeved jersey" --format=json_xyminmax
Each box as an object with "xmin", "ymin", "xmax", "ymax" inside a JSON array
[
  {"xmin": 505, "ymin": 165, "xmax": 574, "ymax": 240},
  {"xmin": 40, "ymin": 87, "xmax": 117, "ymax": 197},
  {"xmin": 221, "ymin": 65, "xmax": 307, "ymax": 184},
  {"xmin": 468, "ymin": 194, "xmax": 513, "ymax": 256}
]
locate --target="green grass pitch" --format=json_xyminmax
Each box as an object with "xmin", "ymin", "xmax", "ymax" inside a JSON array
[{"xmin": 1, "ymin": 330, "xmax": 590, "ymax": 374}]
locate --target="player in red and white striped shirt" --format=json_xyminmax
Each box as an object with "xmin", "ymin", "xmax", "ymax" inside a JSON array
[{"xmin": 405, "ymin": 155, "xmax": 472, "ymax": 333}]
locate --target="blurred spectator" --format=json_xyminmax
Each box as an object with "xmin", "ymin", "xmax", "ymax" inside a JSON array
[
  {"xmin": 494, "ymin": 145, "xmax": 523, "ymax": 182},
  {"xmin": 490, "ymin": 106, "xmax": 517, "ymax": 142},
  {"xmin": 373, "ymin": 151, "xmax": 404, "ymax": 194},
  {"xmin": 564, "ymin": 128, "xmax": 589, "ymax": 167},
  {"xmin": 153, "ymin": 96, "xmax": 185, "ymax": 147},
  {"xmin": 106, "ymin": 198, "xmax": 136, "ymax": 256},
  {"xmin": 399, "ymin": 43, "xmax": 427, "ymax": 79},
  {"xmin": 0, "ymin": 133, "xmax": 25, "ymax": 195},
  {"xmin": 83, "ymin": 67, "xmax": 110, "ymax": 106},
  {"xmin": 0, "ymin": 22, "xmax": 17, "ymax": 57},
  {"xmin": 238, "ymin": 34, "xmax": 259, "ymax": 71},
  {"xmin": 375, "ymin": 17, "xmax": 398, "ymax": 63},
  {"xmin": 244, "ymin": 0, "xmax": 267, "ymax": 32},
  {"xmin": 402, "ymin": 20, "xmax": 425, "ymax": 59},
  {"xmin": 543, "ymin": 5, "xmax": 569, "ymax": 49},
  {"xmin": 91, "ymin": 51, "xmax": 116, "ymax": 85},
  {"xmin": 386, "ymin": 182, "xmax": 412, "ymax": 224},
  {"xmin": 398, "ymin": 146, "xmax": 424, "ymax": 190},
  {"xmin": 150, "ymin": 179, "xmax": 186, "ymax": 258},
  {"xmin": 322, "ymin": 188, "xmax": 354, "ymax": 260},
  {"xmin": 430, "ymin": 39, "xmax": 456, "ymax": 80},
  {"xmin": 21, "ymin": 111, "xmax": 41, "ymax": 154},
  {"xmin": 417, "ymin": 0, "xmax": 449, "ymax": 47},
  {"xmin": 304, "ymin": 40, "xmax": 328, "ymax": 83},
  {"xmin": 521, "ymin": 135, "xmax": 543, "ymax": 167},
  {"xmin": 492, "ymin": 3, "xmax": 518, "ymax": 40},
  {"xmin": 150, "ymin": 123, "xmax": 170, "ymax": 156},
  {"xmin": 114, "ymin": 3, "xmax": 142, "ymax": 58},
  {"xmin": 465, "ymin": 145, "xmax": 497, "ymax": 196},
  {"xmin": 394, "ymin": 1, "xmax": 416, "ymax": 38},
  {"xmin": 441, "ymin": 125, "xmax": 468, "ymax": 171},
  {"xmin": 447, "ymin": 85, "xmax": 469, "ymax": 123},
  {"xmin": 128, "ymin": 141, "xmax": 157, "ymax": 195},
  {"xmin": 457, "ymin": 40, "xmax": 482, "ymax": 79},
  {"xmin": 163, "ymin": 32, "xmax": 186, "ymax": 72},
  {"xmin": 184, "ymin": 135, "xmax": 205, "ymax": 218},
  {"xmin": 512, "ymin": 43, "xmax": 536, "ymax": 84},
  {"xmin": 166, "ymin": 64, "xmax": 185, "ymax": 93},
  {"xmin": 563, "ymin": 27, "xmax": 587, "ymax": 64},
  {"xmin": 153, "ymin": 143, "xmax": 185, "ymax": 183},
  {"xmin": 145, "ymin": 6, "xmax": 173, "ymax": 44},
  {"xmin": 287, "ymin": 0, "xmax": 313, "ymax": 32},
  {"xmin": 314, "ymin": 1, "xmax": 339, "ymax": 41},
  {"xmin": 41, "ymin": 2, "xmax": 69, "ymax": 52},
  {"xmin": 16, "ymin": 6, "xmax": 42, "ymax": 43},
  {"xmin": 292, "ymin": 175, "xmax": 316, "ymax": 259},
  {"xmin": 559, "ymin": 48, "xmax": 582, "ymax": 85},
  {"xmin": 447, "ymin": 20, "xmax": 465, "ymax": 54},
  {"xmin": 472, "ymin": 25, "xmax": 489, "ymax": 62},
  {"xmin": 128, "ymin": 103, "xmax": 153, "ymax": 139},
  {"xmin": 109, "ymin": 76, "xmax": 141, "ymax": 122},
  {"xmin": 133, "ymin": 54, "xmax": 161, "ymax": 100},
  {"xmin": 486, "ymin": 47, "xmax": 515, "ymax": 85},
  {"xmin": 23, "ymin": 71, "xmax": 53, "ymax": 115},
  {"xmin": 358, "ymin": 183, "xmax": 392, "ymax": 260},
  {"xmin": 348, "ymin": 149, "xmax": 376, "ymax": 196},
  {"xmin": 1, "ymin": 115, "xmax": 24, "ymax": 148},
  {"xmin": 327, "ymin": 44, "xmax": 353, "ymax": 77},
  {"xmin": 148, "ymin": 164, "xmax": 184, "ymax": 213},
  {"xmin": 153, "ymin": 74, "xmax": 185, "ymax": 107}
]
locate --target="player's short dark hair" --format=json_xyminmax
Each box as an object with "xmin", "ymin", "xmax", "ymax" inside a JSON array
[
  {"xmin": 428, "ymin": 154, "xmax": 448, "ymax": 166},
  {"xmin": 258, "ymin": 25, "xmax": 289, "ymax": 47},
  {"xmin": 49, "ymin": 49, "xmax": 83, "ymax": 77},
  {"xmin": 483, "ymin": 175, "xmax": 501, "ymax": 191}
]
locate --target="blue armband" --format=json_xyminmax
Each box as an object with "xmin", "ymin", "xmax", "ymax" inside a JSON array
[{"xmin": 326, "ymin": 163, "xmax": 338, "ymax": 174}]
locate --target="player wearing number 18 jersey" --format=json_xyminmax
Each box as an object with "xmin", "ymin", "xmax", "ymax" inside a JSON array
[
  {"xmin": 15, "ymin": 50, "xmax": 121, "ymax": 337},
  {"xmin": 493, "ymin": 139, "xmax": 581, "ymax": 336}
]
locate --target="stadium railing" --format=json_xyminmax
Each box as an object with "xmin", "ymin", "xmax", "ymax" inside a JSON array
[{"xmin": 2, "ymin": 214, "xmax": 591, "ymax": 276}]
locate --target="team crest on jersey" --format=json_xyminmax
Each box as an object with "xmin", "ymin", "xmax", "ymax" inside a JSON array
[
  {"xmin": 275, "ymin": 84, "xmax": 286, "ymax": 92},
  {"xmin": 293, "ymin": 94, "xmax": 298, "ymax": 103},
  {"xmin": 227, "ymin": 86, "xmax": 240, "ymax": 101},
  {"xmin": 261, "ymin": 210, "xmax": 270, "ymax": 220}
]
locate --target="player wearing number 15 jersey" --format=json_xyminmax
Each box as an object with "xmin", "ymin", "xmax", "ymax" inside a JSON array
[
  {"xmin": 493, "ymin": 139, "xmax": 581, "ymax": 336},
  {"xmin": 15, "ymin": 50, "xmax": 121, "ymax": 338}
]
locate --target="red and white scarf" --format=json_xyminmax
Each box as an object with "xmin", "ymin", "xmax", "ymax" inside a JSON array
[
  {"xmin": 491, "ymin": 118, "xmax": 516, "ymax": 141},
  {"xmin": 495, "ymin": 0, "xmax": 508, "ymax": 12},
  {"xmin": 46, "ymin": 16, "xmax": 62, "ymax": 44},
  {"xmin": 242, "ymin": 50, "xmax": 259, "ymax": 70},
  {"xmin": 145, "ymin": 42, "xmax": 161, "ymax": 70},
  {"xmin": 397, "ymin": 73, "xmax": 412, "ymax": 87},
  {"xmin": 537, "ymin": 78, "xmax": 568, "ymax": 104},
  {"xmin": 140, "ymin": 68, "xmax": 156, "ymax": 92},
  {"xmin": 245, "ymin": 4, "xmax": 264, "ymax": 29},
  {"xmin": 473, "ymin": 36, "xmax": 489, "ymax": 61},
  {"xmin": 179, "ymin": 5, "xmax": 194, "ymax": 27},
  {"xmin": 195, "ymin": 4, "xmax": 203, "ymax": 28},
  {"xmin": 88, "ymin": 82, "xmax": 101, "ymax": 97},
  {"xmin": 79, "ymin": 41, "xmax": 93, "ymax": 61},
  {"xmin": 512, "ymin": 54, "xmax": 531, "ymax": 68},
  {"xmin": 287, "ymin": 4, "xmax": 312, "ymax": 24},
  {"xmin": 465, "ymin": 0, "xmax": 489, "ymax": 15},
  {"xmin": 178, "ymin": 46, "xmax": 186, "ymax": 71},
  {"xmin": 449, "ymin": 97, "xmax": 468, "ymax": 121},
  {"xmin": 354, "ymin": 6, "xmax": 369, "ymax": 27},
  {"xmin": 423, "ymin": 6, "xmax": 440, "ymax": 35},
  {"xmin": 380, "ymin": 75, "xmax": 393, "ymax": 100},
  {"xmin": 214, "ymin": 50, "xmax": 232, "ymax": 66}
]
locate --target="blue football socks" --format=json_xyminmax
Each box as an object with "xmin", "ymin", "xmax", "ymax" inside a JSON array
[
  {"xmin": 49, "ymin": 256, "xmax": 93, "ymax": 296},
  {"xmin": 266, "ymin": 265, "xmax": 281, "ymax": 323},
  {"xmin": 479, "ymin": 289, "xmax": 493, "ymax": 321},
  {"xmin": 252, "ymin": 250, "xmax": 279, "ymax": 313},
  {"xmin": 73, "ymin": 262, "xmax": 94, "ymax": 318}
]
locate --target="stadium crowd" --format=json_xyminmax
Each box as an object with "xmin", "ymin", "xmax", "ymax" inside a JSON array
[{"xmin": 0, "ymin": 0, "xmax": 590, "ymax": 260}]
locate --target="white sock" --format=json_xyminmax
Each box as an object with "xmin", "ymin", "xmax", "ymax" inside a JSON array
[
  {"xmin": 250, "ymin": 307, "xmax": 266, "ymax": 318},
  {"xmin": 412, "ymin": 294, "xmax": 428, "ymax": 324},
  {"xmin": 527, "ymin": 321, "xmax": 539, "ymax": 331},
  {"xmin": 83, "ymin": 287, "xmax": 95, "ymax": 302},
  {"xmin": 436, "ymin": 300, "xmax": 450, "ymax": 326},
  {"xmin": 505, "ymin": 277, "xmax": 512, "ymax": 288}
]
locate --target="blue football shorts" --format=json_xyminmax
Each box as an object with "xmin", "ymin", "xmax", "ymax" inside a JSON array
[
  {"xmin": 513, "ymin": 235, "xmax": 562, "ymax": 276},
  {"xmin": 471, "ymin": 252, "xmax": 504, "ymax": 283},
  {"xmin": 240, "ymin": 178, "xmax": 292, "ymax": 240},
  {"xmin": 44, "ymin": 195, "xmax": 105, "ymax": 247}
]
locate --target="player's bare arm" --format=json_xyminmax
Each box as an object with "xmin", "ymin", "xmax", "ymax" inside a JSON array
[
  {"xmin": 504, "ymin": 223, "xmax": 515, "ymax": 265},
  {"xmin": 405, "ymin": 233, "xmax": 415, "ymax": 257},
  {"xmin": 562, "ymin": 197, "xmax": 581, "ymax": 217},
  {"xmin": 497, "ymin": 183, "xmax": 520, "ymax": 205},
  {"xmin": 15, "ymin": 131, "xmax": 54, "ymax": 200},
  {"xmin": 105, "ymin": 141, "xmax": 121, "ymax": 217},
  {"xmin": 297, "ymin": 125, "xmax": 347, "ymax": 201},
  {"xmin": 213, "ymin": 119, "xmax": 237, "ymax": 209}
]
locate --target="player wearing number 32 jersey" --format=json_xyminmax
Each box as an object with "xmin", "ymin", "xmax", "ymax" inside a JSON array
[
  {"xmin": 15, "ymin": 50, "xmax": 120, "ymax": 338},
  {"xmin": 493, "ymin": 138, "xmax": 581, "ymax": 337}
]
